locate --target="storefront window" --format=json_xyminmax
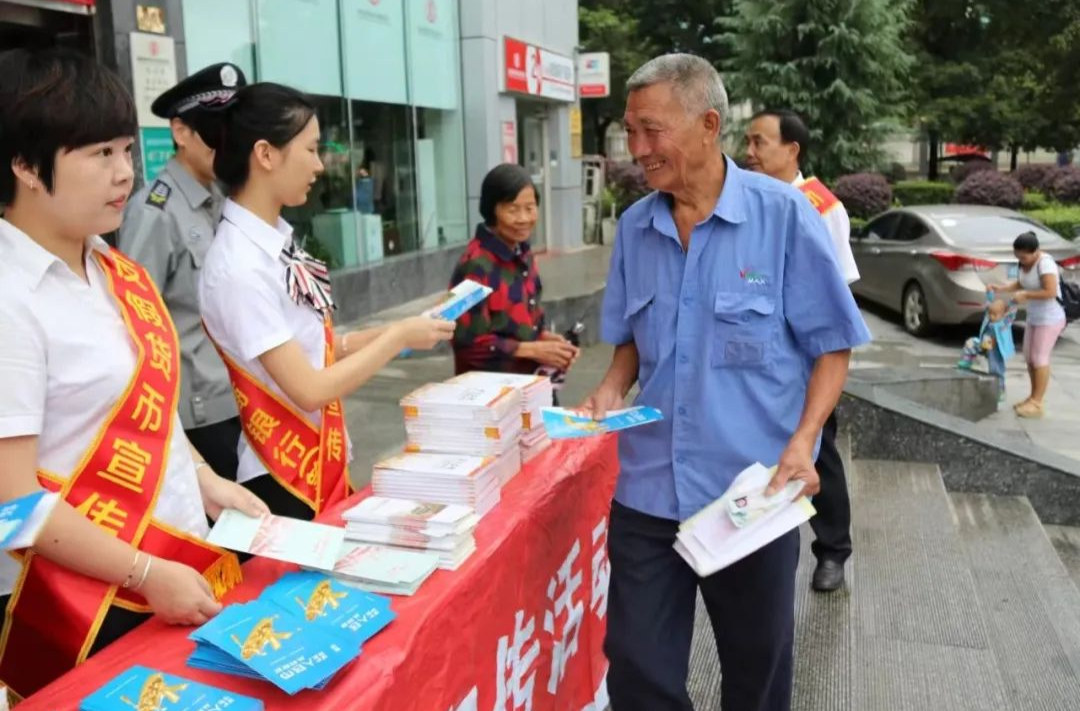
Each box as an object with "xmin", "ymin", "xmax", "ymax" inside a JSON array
[
  {"xmin": 348, "ymin": 100, "xmax": 418, "ymax": 264},
  {"xmin": 182, "ymin": 0, "xmax": 468, "ymax": 271}
]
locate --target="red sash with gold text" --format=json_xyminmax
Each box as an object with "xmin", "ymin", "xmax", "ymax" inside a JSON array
[
  {"xmin": 0, "ymin": 249, "xmax": 240, "ymax": 700},
  {"xmin": 797, "ymin": 176, "xmax": 841, "ymax": 216},
  {"xmin": 211, "ymin": 316, "xmax": 350, "ymax": 515}
]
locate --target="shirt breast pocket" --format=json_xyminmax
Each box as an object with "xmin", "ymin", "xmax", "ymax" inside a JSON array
[
  {"xmin": 625, "ymin": 290, "xmax": 658, "ymax": 363},
  {"xmin": 184, "ymin": 228, "xmax": 209, "ymax": 269},
  {"xmin": 711, "ymin": 292, "xmax": 777, "ymax": 369}
]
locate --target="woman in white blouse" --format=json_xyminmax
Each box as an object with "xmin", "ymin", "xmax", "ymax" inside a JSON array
[
  {"xmin": 199, "ymin": 82, "xmax": 453, "ymax": 520},
  {"xmin": 0, "ymin": 49, "xmax": 267, "ymax": 700},
  {"xmin": 991, "ymin": 230, "xmax": 1068, "ymax": 418}
]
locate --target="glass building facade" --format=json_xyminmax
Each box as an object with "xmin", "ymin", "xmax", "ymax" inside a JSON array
[{"xmin": 183, "ymin": 0, "xmax": 469, "ymax": 271}]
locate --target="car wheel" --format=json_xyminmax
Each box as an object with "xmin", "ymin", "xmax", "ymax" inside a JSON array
[{"xmin": 902, "ymin": 282, "xmax": 931, "ymax": 337}]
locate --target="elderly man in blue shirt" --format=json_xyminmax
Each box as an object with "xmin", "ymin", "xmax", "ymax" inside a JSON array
[{"xmin": 582, "ymin": 54, "xmax": 871, "ymax": 711}]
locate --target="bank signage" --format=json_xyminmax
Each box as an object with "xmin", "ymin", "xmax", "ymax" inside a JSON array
[{"xmin": 503, "ymin": 37, "xmax": 575, "ymax": 103}]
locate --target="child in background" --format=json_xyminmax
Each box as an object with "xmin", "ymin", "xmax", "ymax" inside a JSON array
[{"xmin": 957, "ymin": 294, "xmax": 1017, "ymax": 402}]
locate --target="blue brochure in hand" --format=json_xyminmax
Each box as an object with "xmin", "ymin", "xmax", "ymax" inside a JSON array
[
  {"xmin": 541, "ymin": 406, "xmax": 664, "ymax": 440},
  {"xmin": 190, "ymin": 601, "xmax": 355, "ymax": 695},
  {"xmin": 80, "ymin": 665, "xmax": 263, "ymax": 711},
  {"xmin": 399, "ymin": 278, "xmax": 492, "ymax": 358},
  {"xmin": 0, "ymin": 490, "xmax": 58, "ymax": 551},
  {"xmin": 259, "ymin": 572, "xmax": 395, "ymax": 653}
]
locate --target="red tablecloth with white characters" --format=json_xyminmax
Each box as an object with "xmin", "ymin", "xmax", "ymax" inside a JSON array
[{"xmin": 18, "ymin": 436, "xmax": 619, "ymax": 711}]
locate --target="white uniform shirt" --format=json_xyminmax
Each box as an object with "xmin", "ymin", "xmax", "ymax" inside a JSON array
[
  {"xmin": 0, "ymin": 219, "xmax": 208, "ymax": 596},
  {"xmin": 794, "ymin": 172, "xmax": 860, "ymax": 284},
  {"xmin": 198, "ymin": 200, "xmax": 330, "ymax": 484},
  {"xmin": 1019, "ymin": 253, "xmax": 1066, "ymax": 326}
]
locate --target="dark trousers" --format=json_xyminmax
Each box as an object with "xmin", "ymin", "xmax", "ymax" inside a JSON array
[
  {"xmin": 605, "ymin": 500, "xmax": 800, "ymax": 711},
  {"xmin": 185, "ymin": 417, "xmax": 242, "ymax": 482},
  {"xmin": 809, "ymin": 411, "xmax": 853, "ymax": 564}
]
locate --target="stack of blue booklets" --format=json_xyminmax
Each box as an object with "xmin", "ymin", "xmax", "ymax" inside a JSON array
[
  {"xmin": 80, "ymin": 666, "xmax": 263, "ymax": 711},
  {"xmin": 188, "ymin": 571, "xmax": 395, "ymax": 694}
]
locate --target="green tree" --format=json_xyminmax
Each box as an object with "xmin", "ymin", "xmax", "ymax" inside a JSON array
[
  {"xmin": 910, "ymin": 0, "xmax": 1080, "ymax": 177},
  {"xmin": 723, "ymin": 0, "xmax": 914, "ymax": 180},
  {"xmin": 578, "ymin": 0, "xmax": 736, "ymax": 155}
]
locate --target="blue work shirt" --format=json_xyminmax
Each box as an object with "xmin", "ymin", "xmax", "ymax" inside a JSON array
[{"xmin": 601, "ymin": 157, "xmax": 872, "ymax": 522}]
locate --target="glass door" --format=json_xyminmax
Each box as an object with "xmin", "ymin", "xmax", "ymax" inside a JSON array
[{"xmin": 518, "ymin": 108, "xmax": 549, "ymax": 252}]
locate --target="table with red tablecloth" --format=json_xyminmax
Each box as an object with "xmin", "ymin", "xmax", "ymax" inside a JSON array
[{"xmin": 17, "ymin": 436, "xmax": 619, "ymax": 711}]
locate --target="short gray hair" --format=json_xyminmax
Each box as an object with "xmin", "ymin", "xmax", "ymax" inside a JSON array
[{"xmin": 626, "ymin": 53, "xmax": 729, "ymax": 122}]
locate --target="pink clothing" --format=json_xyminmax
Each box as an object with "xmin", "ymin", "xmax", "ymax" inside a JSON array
[{"xmin": 1023, "ymin": 320, "xmax": 1066, "ymax": 367}]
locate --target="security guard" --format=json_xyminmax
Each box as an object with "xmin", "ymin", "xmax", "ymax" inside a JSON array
[{"xmin": 119, "ymin": 63, "xmax": 247, "ymax": 480}]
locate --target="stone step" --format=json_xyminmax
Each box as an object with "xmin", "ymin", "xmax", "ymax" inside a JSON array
[
  {"xmin": 846, "ymin": 461, "xmax": 1009, "ymax": 710},
  {"xmin": 949, "ymin": 493, "xmax": 1080, "ymax": 710},
  {"xmin": 1044, "ymin": 524, "xmax": 1080, "ymax": 592}
]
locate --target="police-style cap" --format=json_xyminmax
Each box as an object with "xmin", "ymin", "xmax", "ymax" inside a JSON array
[{"xmin": 150, "ymin": 62, "xmax": 247, "ymax": 119}]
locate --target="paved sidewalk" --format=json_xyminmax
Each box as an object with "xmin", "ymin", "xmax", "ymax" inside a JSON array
[{"xmin": 854, "ymin": 307, "xmax": 1080, "ymax": 462}]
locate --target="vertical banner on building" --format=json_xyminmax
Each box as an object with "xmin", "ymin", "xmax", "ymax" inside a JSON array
[
  {"xmin": 569, "ymin": 107, "xmax": 583, "ymax": 158},
  {"xmin": 129, "ymin": 32, "xmax": 178, "ymax": 182},
  {"xmin": 502, "ymin": 120, "xmax": 519, "ymax": 164}
]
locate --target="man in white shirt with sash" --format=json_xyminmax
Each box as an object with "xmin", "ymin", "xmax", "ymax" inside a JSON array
[{"xmin": 745, "ymin": 109, "xmax": 860, "ymax": 592}]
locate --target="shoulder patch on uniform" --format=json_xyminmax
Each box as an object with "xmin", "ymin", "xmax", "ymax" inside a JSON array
[{"xmin": 145, "ymin": 180, "xmax": 171, "ymax": 209}]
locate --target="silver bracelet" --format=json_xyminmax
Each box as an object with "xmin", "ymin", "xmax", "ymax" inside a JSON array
[
  {"xmin": 133, "ymin": 554, "xmax": 153, "ymax": 591},
  {"xmin": 121, "ymin": 551, "xmax": 142, "ymax": 589},
  {"xmin": 194, "ymin": 460, "xmax": 211, "ymax": 472}
]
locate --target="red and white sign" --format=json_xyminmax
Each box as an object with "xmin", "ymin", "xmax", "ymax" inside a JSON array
[
  {"xmin": 578, "ymin": 52, "xmax": 610, "ymax": 98},
  {"xmin": 502, "ymin": 120, "xmax": 519, "ymax": 164},
  {"xmin": 504, "ymin": 37, "xmax": 576, "ymax": 103},
  {"xmin": 944, "ymin": 143, "xmax": 990, "ymax": 158}
]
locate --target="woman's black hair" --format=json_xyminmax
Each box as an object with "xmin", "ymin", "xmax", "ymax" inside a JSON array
[
  {"xmin": 213, "ymin": 82, "xmax": 317, "ymax": 192},
  {"xmin": 1014, "ymin": 230, "xmax": 1040, "ymax": 254},
  {"xmin": 479, "ymin": 163, "xmax": 540, "ymax": 226},
  {"xmin": 0, "ymin": 47, "xmax": 136, "ymax": 203}
]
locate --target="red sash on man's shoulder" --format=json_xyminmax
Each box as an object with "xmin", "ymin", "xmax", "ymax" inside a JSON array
[
  {"xmin": 797, "ymin": 176, "xmax": 841, "ymax": 216},
  {"xmin": 0, "ymin": 249, "xmax": 241, "ymax": 701},
  {"xmin": 209, "ymin": 315, "xmax": 351, "ymax": 515}
]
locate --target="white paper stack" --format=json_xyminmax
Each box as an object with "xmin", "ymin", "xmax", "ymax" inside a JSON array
[
  {"xmin": 447, "ymin": 371, "xmax": 553, "ymax": 462},
  {"xmin": 342, "ymin": 497, "xmax": 480, "ymax": 570},
  {"xmin": 371, "ymin": 452, "xmax": 508, "ymax": 516},
  {"xmin": 401, "ymin": 382, "xmax": 523, "ymax": 457},
  {"xmin": 331, "ymin": 541, "xmax": 441, "ymax": 596},
  {"xmin": 674, "ymin": 463, "xmax": 816, "ymax": 577}
]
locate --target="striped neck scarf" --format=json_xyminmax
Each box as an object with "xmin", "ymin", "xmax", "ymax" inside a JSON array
[{"xmin": 281, "ymin": 241, "xmax": 335, "ymax": 314}]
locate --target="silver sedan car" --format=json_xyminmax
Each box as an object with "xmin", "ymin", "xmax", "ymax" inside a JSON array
[{"xmin": 850, "ymin": 205, "xmax": 1080, "ymax": 336}]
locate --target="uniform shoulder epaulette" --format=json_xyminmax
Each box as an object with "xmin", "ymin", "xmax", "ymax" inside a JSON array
[{"xmin": 145, "ymin": 180, "xmax": 171, "ymax": 210}]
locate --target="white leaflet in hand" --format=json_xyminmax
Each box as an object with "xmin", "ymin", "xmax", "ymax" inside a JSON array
[{"xmin": 674, "ymin": 462, "xmax": 816, "ymax": 577}]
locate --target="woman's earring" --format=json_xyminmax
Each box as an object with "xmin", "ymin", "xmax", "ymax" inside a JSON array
[{"xmin": 28, "ymin": 180, "xmax": 35, "ymax": 190}]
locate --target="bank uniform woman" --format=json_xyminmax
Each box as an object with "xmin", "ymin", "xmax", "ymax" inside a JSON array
[
  {"xmin": 199, "ymin": 82, "xmax": 453, "ymax": 521},
  {"xmin": 0, "ymin": 49, "xmax": 265, "ymax": 701}
]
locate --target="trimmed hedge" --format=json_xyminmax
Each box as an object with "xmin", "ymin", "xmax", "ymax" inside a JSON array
[
  {"xmin": 1050, "ymin": 170, "xmax": 1080, "ymax": 204},
  {"xmin": 950, "ymin": 159, "xmax": 995, "ymax": 184},
  {"xmin": 893, "ymin": 180, "xmax": 954, "ymax": 206},
  {"xmin": 1014, "ymin": 164, "xmax": 1054, "ymax": 191},
  {"xmin": 1023, "ymin": 206, "xmax": 1080, "ymax": 239},
  {"xmin": 833, "ymin": 173, "xmax": 893, "ymax": 220},
  {"xmin": 954, "ymin": 171, "xmax": 1023, "ymax": 209}
]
